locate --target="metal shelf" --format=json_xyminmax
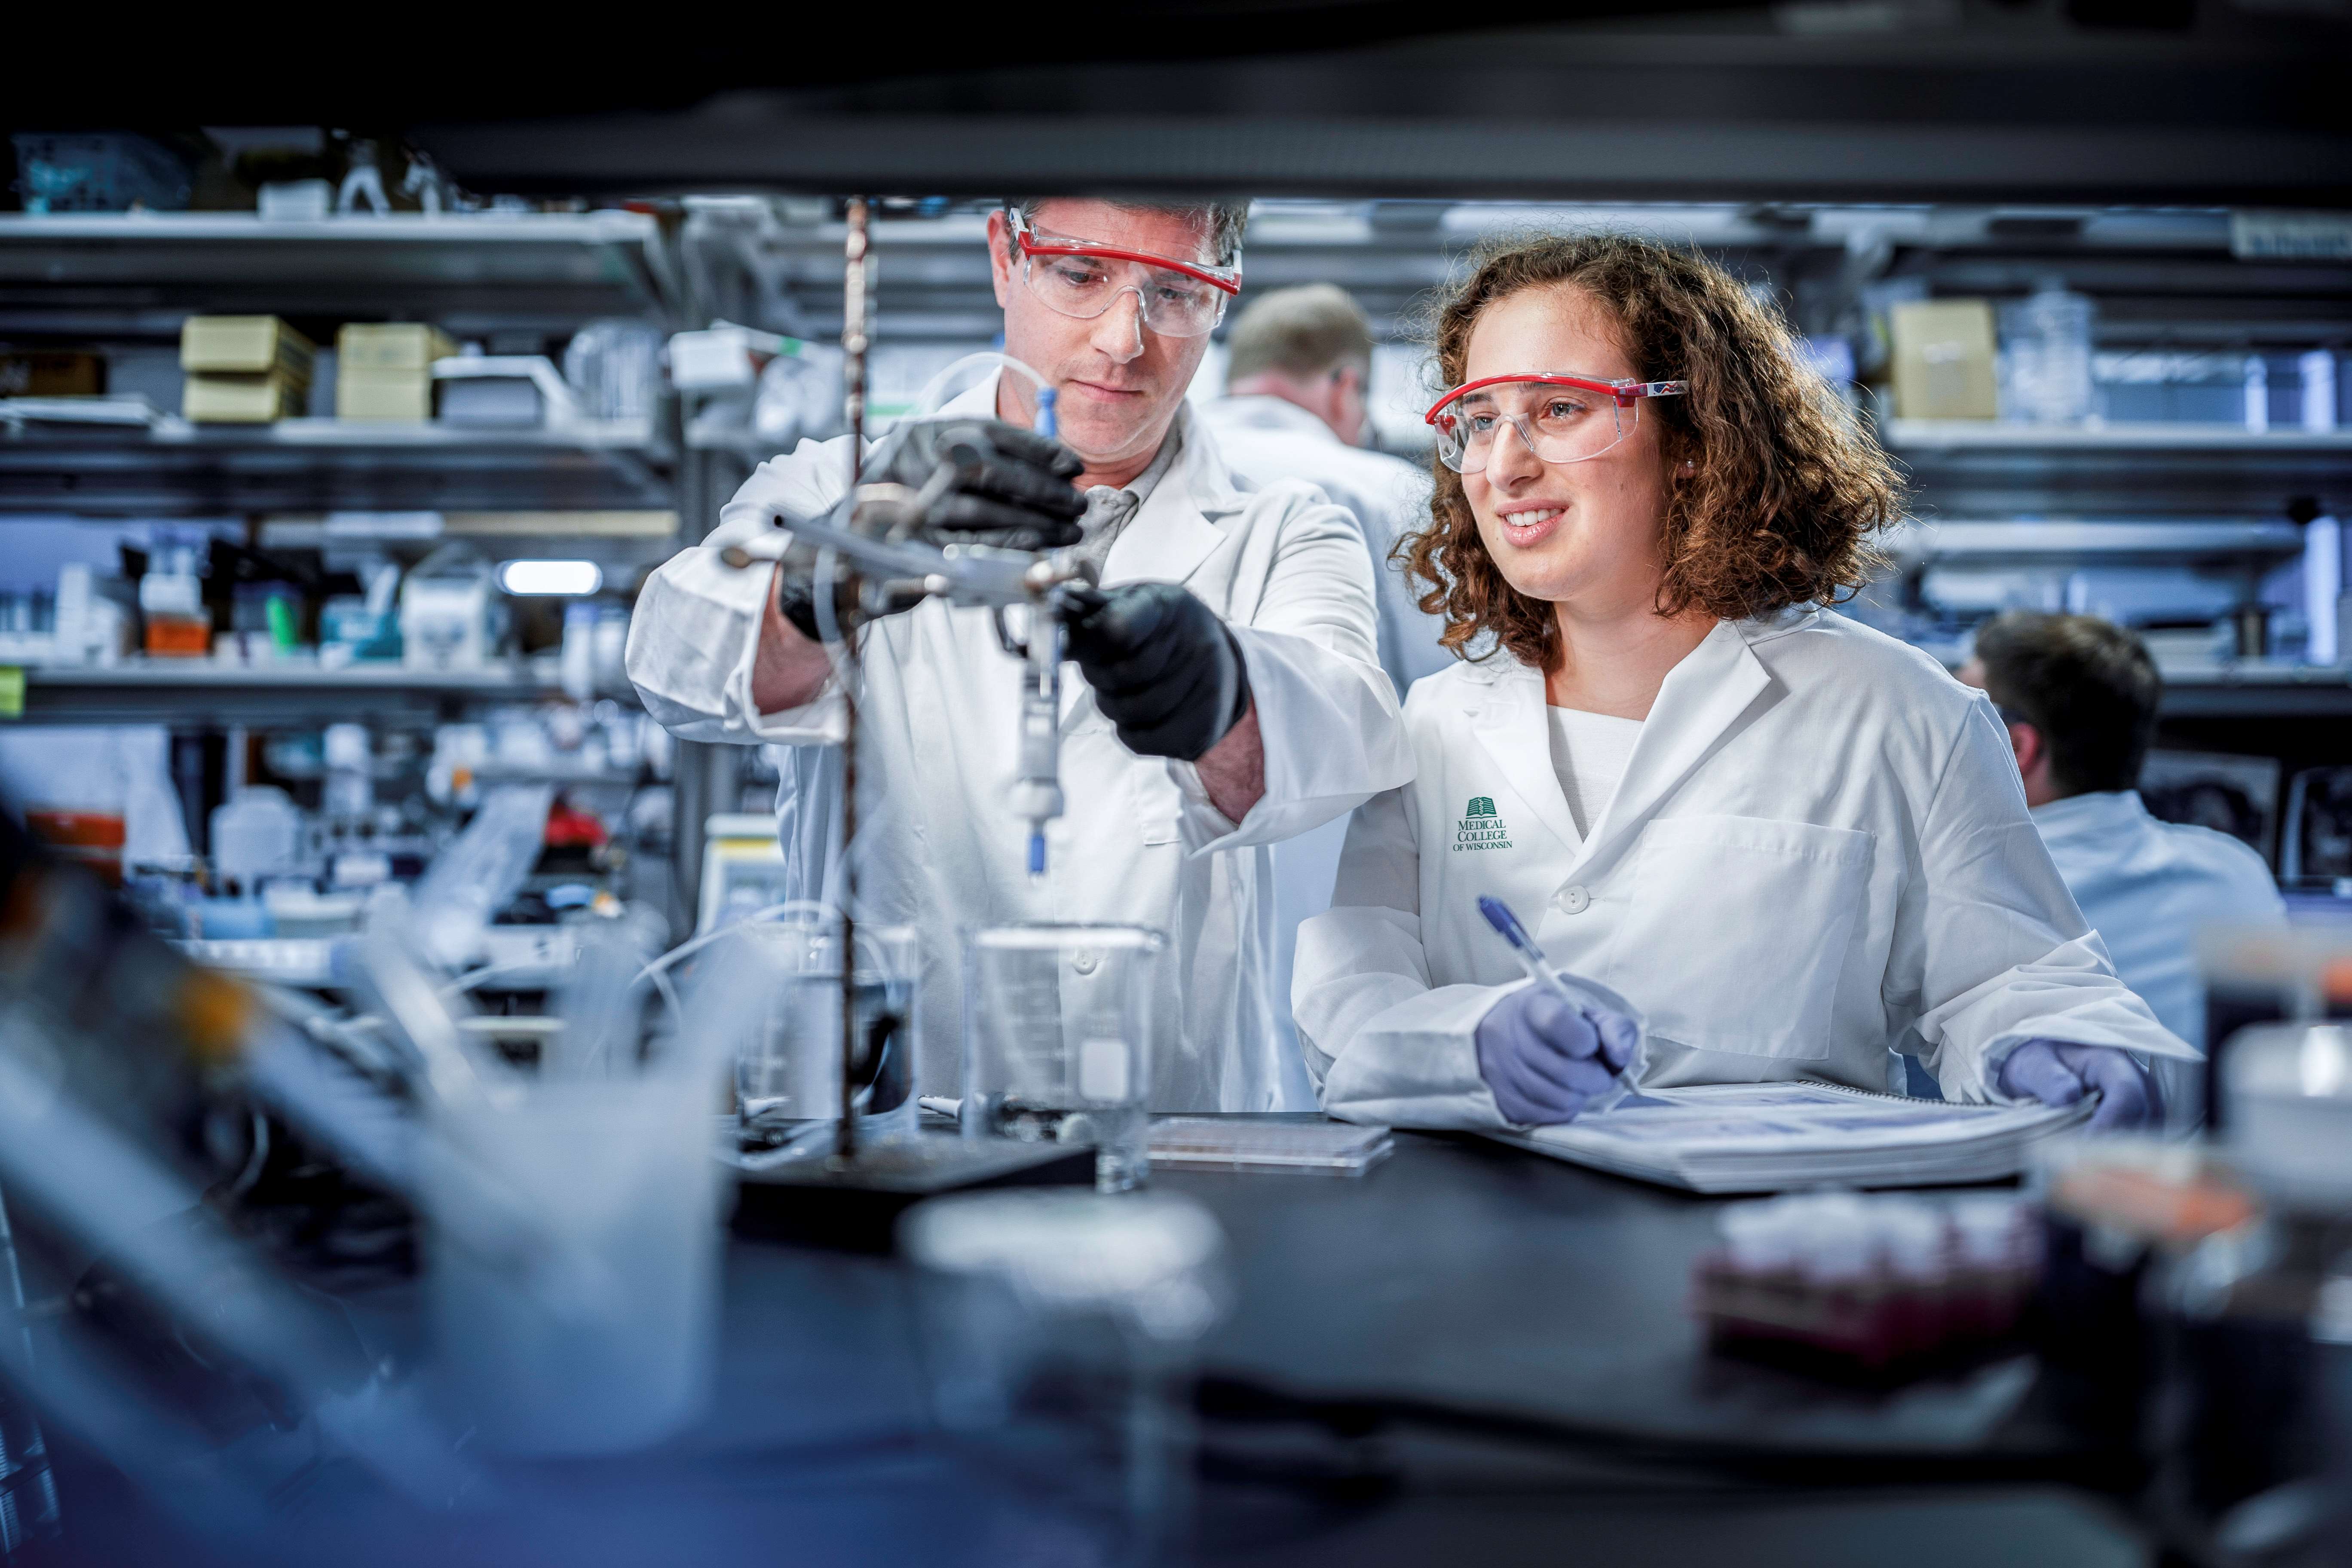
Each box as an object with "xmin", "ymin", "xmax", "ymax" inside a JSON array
[
  {"xmin": 1883, "ymin": 420, "xmax": 2352, "ymax": 520},
  {"xmin": 16, "ymin": 662, "xmax": 592, "ymax": 727},
  {"xmin": 0, "ymin": 212, "xmax": 683, "ymax": 334},
  {"xmin": 2157, "ymin": 668, "xmax": 2352, "ymax": 719},
  {"xmin": 0, "ymin": 418, "xmax": 672, "ymax": 515}
]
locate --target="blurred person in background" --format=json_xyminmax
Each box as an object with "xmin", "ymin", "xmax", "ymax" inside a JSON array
[
  {"xmin": 1200, "ymin": 284, "xmax": 1449, "ymax": 698},
  {"xmin": 1197, "ymin": 284, "xmax": 1455, "ymax": 1063},
  {"xmin": 1962, "ymin": 611, "xmax": 2285, "ymax": 1128}
]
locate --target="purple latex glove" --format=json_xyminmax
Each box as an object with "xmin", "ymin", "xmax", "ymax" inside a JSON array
[
  {"xmin": 1996, "ymin": 1038, "xmax": 2160, "ymax": 1131},
  {"xmin": 1474, "ymin": 985, "xmax": 1642, "ymax": 1126}
]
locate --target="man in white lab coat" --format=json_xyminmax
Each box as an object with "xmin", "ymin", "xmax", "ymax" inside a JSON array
[
  {"xmin": 1196, "ymin": 285, "xmax": 1454, "ymax": 1065},
  {"xmin": 1962, "ymin": 611, "xmax": 2285, "ymax": 1127},
  {"xmin": 628, "ymin": 198, "xmax": 1409, "ymax": 1111}
]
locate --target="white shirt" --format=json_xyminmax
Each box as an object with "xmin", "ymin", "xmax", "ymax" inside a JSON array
[
  {"xmin": 2032, "ymin": 789, "xmax": 2284, "ymax": 1125},
  {"xmin": 1196, "ymin": 395, "xmax": 1449, "ymax": 699},
  {"xmin": 1293, "ymin": 610, "xmax": 2196, "ymax": 1131},
  {"xmin": 627, "ymin": 377, "xmax": 1411, "ymax": 1111},
  {"xmin": 1546, "ymin": 706, "xmax": 1643, "ymax": 842}
]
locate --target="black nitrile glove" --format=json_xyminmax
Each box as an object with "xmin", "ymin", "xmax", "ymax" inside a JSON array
[
  {"xmin": 1061, "ymin": 582, "xmax": 1252, "ymax": 762},
  {"xmin": 777, "ymin": 416, "xmax": 1086, "ymax": 640},
  {"xmin": 867, "ymin": 416, "xmax": 1086, "ymax": 551}
]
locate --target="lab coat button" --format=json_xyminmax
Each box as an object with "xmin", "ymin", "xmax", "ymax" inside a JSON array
[
  {"xmin": 1071, "ymin": 949, "xmax": 1099, "ymax": 975},
  {"xmin": 1553, "ymin": 884, "xmax": 1591, "ymax": 915}
]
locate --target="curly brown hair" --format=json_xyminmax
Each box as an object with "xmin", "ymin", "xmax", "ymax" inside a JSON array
[{"xmin": 1399, "ymin": 232, "xmax": 1901, "ymax": 671}]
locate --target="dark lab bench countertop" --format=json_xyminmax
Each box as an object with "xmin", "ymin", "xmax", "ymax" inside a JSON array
[
  {"xmin": 665, "ymin": 1124, "xmax": 2143, "ymax": 1568},
  {"xmin": 62, "ymin": 1125, "xmax": 2143, "ymax": 1568}
]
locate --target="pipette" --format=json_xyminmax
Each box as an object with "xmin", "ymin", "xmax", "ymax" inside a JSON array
[
  {"xmin": 1476, "ymin": 895, "xmax": 1643, "ymax": 1113},
  {"xmin": 1011, "ymin": 384, "xmax": 1064, "ymax": 880}
]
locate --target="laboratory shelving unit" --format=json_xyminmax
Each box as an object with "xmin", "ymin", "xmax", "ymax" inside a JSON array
[
  {"xmin": 17, "ymin": 663, "xmax": 581, "ymax": 729},
  {"xmin": 1880, "ymin": 421, "xmax": 2352, "ymax": 521},
  {"xmin": 0, "ymin": 210, "xmax": 686, "ymax": 516},
  {"xmin": 0, "ymin": 418, "xmax": 671, "ymax": 514},
  {"xmin": 0, "ymin": 210, "xmax": 717, "ymax": 925}
]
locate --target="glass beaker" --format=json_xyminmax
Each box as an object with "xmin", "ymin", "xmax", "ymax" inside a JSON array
[
  {"xmin": 962, "ymin": 924, "xmax": 1165, "ymax": 1193},
  {"xmin": 423, "ymin": 1068, "xmax": 721, "ymax": 1456},
  {"xmin": 732, "ymin": 915, "xmax": 919, "ymax": 1151}
]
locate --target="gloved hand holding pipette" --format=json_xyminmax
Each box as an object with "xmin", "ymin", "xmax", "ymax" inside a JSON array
[{"xmin": 1473, "ymin": 896, "xmax": 1645, "ymax": 1126}]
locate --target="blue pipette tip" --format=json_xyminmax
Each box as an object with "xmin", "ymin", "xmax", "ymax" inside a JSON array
[
  {"xmin": 1035, "ymin": 386, "xmax": 1057, "ymax": 439},
  {"xmin": 1028, "ymin": 832, "xmax": 1046, "ymax": 878}
]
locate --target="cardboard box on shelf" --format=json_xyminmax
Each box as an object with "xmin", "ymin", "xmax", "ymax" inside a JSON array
[
  {"xmin": 337, "ymin": 371, "xmax": 434, "ymax": 421},
  {"xmin": 0, "ymin": 350, "xmax": 106, "ymax": 398},
  {"xmin": 184, "ymin": 371, "xmax": 307, "ymax": 423},
  {"xmin": 180, "ymin": 316, "xmax": 315, "ymax": 381},
  {"xmin": 337, "ymin": 323, "xmax": 456, "ymax": 373},
  {"xmin": 1889, "ymin": 300, "xmax": 1999, "ymax": 420},
  {"xmin": 335, "ymin": 326, "xmax": 453, "ymax": 422}
]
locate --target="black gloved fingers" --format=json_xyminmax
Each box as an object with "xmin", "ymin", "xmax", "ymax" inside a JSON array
[
  {"xmin": 925, "ymin": 493, "xmax": 1086, "ymax": 541},
  {"xmin": 935, "ymin": 524, "xmax": 1086, "ymax": 554},
  {"xmin": 974, "ymin": 422, "xmax": 1085, "ymax": 483},
  {"xmin": 956, "ymin": 450, "xmax": 1087, "ymax": 520},
  {"xmin": 1100, "ymin": 658, "xmax": 1217, "ymax": 732}
]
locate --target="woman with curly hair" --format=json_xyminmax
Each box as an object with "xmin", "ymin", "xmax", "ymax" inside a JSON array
[{"xmin": 1294, "ymin": 233, "xmax": 2187, "ymax": 1132}]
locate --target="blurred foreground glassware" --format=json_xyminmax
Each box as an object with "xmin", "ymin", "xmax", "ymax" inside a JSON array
[
  {"xmin": 421, "ymin": 1060, "xmax": 721, "ymax": 1456},
  {"xmin": 732, "ymin": 913, "xmax": 919, "ymax": 1153},
  {"xmin": 963, "ymin": 924, "xmax": 1164, "ymax": 1193},
  {"xmin": 901, "ymin": 1190, "xmax": 1227, "ymax": 1565}
]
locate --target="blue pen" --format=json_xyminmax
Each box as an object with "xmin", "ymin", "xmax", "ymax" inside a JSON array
[{"xmin": 1477, "ymin": 894, "xmax": 1642, "ymax": 1112}]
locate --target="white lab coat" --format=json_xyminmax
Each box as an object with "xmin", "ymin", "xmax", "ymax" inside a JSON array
[
  {"xmin": 1295, "ymin": 608, "xmax": 2196, "ymax": 1130},
  {"xmin": 628, "ymin": 377, "xmax": 1410, "ymax": 1110},
  {"xmin": 1196, "ymin": 395, "xmax": 1450, "ymax": 699},
  {"xmin": 1196, "ymin": 394, "xmax": 1457, "ymax": 1067},
  {"xmin": 2034, "ymin": 789, "xmax": 2285, "ymax": 1126}
]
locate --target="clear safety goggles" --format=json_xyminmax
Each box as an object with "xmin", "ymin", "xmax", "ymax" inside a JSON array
[
  {"xmin": 1009, "ymin": 210, "xmax": 1240, "ymax": 340},
  {"xmin": 1424, "ymin": 373, "xmax": 1690, "ymax": 475}
]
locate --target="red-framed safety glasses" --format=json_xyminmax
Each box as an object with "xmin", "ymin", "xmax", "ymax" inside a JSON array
[
  {"xmin": 1008, "ymin": 209, "xmax": 1240, "ymax": 338},
  {"xmin": 1423, "ymin": 373, "xmax": 1690, "ymax": 474}
]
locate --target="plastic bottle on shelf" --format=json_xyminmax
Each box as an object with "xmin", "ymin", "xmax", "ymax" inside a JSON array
[
  {"xmin": 2000, "ymin": 279, "xmax": 2097, "ymax": 426},
  {"xmin": 138, "ymin": 539, "xmax": 211, "ymax": 658},
  {"xmin": 210, "ymin": 786, "xmax": 305, "ymax": 894}
]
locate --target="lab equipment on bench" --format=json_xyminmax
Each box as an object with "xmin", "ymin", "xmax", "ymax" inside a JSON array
[
  {"xmin": 728, "ymin": 911, "xmax": 918, "ymax": 1151},
  {"xmin": 1693, "ymin": 1191, "xmax": 2041, "ymax": 1379},
  {"xmin": 714, "ymin": 357, "xmax": 1093, "ymax": 881},
  {"xmin": 694, "ymin": 811, "xmax": 790, "ymax": 934},
  {"xmin": 1147, "ymin": 1117, "xmax": 1393, "ymax": 1176},
  {"xmin": 1477, "ymin": 894, "xmax": 1646, "ymax": 1115},
  {"xmin": 1488, "ymin": 1081, "xmax": 2093, "ymax": 1194},
  {"xmin": 962, "ymin": 923, "xmax": 1165, "ymax": 1193}
]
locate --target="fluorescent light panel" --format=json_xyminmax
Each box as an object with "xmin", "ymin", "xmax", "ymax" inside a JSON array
[{"xmin": 497, "ymin": 559, "xmax": 603, "ymax": 596}]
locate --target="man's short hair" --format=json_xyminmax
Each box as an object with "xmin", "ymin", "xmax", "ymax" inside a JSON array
[
  {"xmin": 1224, "ymin": 284, "xmax": 1375, "ymax": 385},
  {"xmin": 1002, "ymin": 196, "xmax": 1249, "ymax": 271},
  {"xmin": 1971, "ymin": 611, "xmax": 2163, "ymax": 797}
]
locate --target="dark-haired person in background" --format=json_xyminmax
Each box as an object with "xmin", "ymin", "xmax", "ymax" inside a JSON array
[{"xmin": 1961, "ymin": 612, "xmax": 2284, "ymax": 1128}]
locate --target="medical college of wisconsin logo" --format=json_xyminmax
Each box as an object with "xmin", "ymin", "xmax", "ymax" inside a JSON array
[{"xmin": 1454, "ymin": 795, "xmax": 1513, "ymax": 852}]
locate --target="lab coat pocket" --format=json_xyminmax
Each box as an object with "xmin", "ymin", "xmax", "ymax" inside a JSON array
[{"xmin": 1605, "ymin": 815, "xmax": 1873, "ymax": 1060}]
